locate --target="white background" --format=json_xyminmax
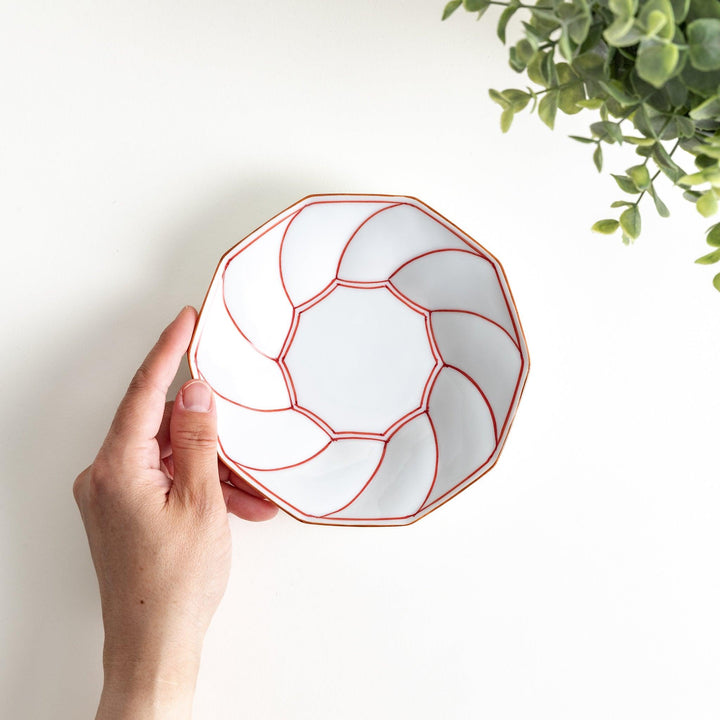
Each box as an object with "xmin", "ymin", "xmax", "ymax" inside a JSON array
[{"xmin": 1, "ymin": 1, "xmax": 719, "ymax": 718}]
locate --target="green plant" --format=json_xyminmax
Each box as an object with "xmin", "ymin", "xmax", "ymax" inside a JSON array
[{"xmin": 443, "ymin": 0, "xmax": 720, "ymax": 291}]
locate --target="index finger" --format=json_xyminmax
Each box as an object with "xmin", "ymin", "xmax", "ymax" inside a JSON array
[{"xmin": 108, "ymin": 306, "xmax": 198, "ymax": 447}]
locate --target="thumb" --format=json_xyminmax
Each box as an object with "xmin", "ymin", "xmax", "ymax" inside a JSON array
[{"xmin": 170, "ymin": 380, "xmax": 221, "ymax": 503}]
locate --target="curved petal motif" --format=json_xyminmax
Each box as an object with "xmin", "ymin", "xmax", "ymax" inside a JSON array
[
  {"xmin": 247, "ymin": 439, "xmax": 385, "ymax": 517},
  {"xmin": 223, "ymin": 213, "xmax": 296, "ymax": 358},
  {"xmin": 391, "ymin": 250, "xmax": 518, "ymax": 341},
  {"xmin": 280, "ymin": 200, "xmax": 395, "ymax": 306},
  {"xmin": 195, "ymin": 291, "xmax": 291, "ymax": 410},
  {"xmin": 421, "ymin": 368, "xmax": 496, "ymax": 510},
  {"xmin": 431, "ymin": 311, "xmax": 523, "ymax": 434},
  {"xmin": 327, "ymin": 414, "xmax": 437, "ymax": 520},
  {"xmin": 216, "ymin": 395, "xmax": 330, "ymax": 471},
  {"xmin": 337, "ymin": 204, "xmax": 474, "ymax": 282}
]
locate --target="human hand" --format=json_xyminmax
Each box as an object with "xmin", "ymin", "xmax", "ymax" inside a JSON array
[{"xmin": 73, "ymin": 306, "xmax": 277, "ymax": 719}]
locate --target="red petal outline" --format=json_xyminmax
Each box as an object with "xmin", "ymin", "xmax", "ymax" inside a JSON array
[
  {"xmin": 334, "ymin": 203, "xmax": 405, "ymax": 280},
  {"xmin": 385, "ymin": 280, "xmax": 431, "ymax": 315},
  {"xmin": 196, "ymin": 368, "xmax": 292, "ymax": 413},
  {"xmin": 389, "ymin": 247, "xmax": 483, "ymax": 279},
  {"xmin": 417, "ymin": 359, "xmax": 526, "ymax": 514},
  {"xmin": 430, "ymin": 309, "xmax": 521, "ymax": 352},
  {"xmin": 220, "ymin": 434, "xmax": 333, "ymax": 473},
  {"xmin": 320, "ymin": 442, "xmax": 389, "ymax": 517},
  {"xmin": 295, "ymin": 279, "xmax": 337, "ymax": 313},
  {"xmin": 221, "ymin": 210, "xmax": 301, "ymax": 361},
  {"xmin": 278, "ymin": 210, "xmax": 298, "ymax": 306},
  {"xmin": 414, "ymin": 412, "xmax": 440, "ymax": 515},
  {"xmin": 220, "ymin": 281, "xmax": 276, "ymax": 361},
  {"xmin": 441, "ymin": 364, "xmax": 498, "ymax": 443}
]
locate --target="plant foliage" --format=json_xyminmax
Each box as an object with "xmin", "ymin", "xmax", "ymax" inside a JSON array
[{"xmin": 443, "ymin": 0, "xmax": 720, "ymax": 291}]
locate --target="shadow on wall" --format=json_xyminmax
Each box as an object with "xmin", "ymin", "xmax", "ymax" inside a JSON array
[{"xmin": 0, "ymin": 175, "xmax": 333, "ymax": 719}]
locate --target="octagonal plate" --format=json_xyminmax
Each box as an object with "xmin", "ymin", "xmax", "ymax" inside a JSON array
[{"xmin": 188, "ymin": 194, "xmax": 529, "ymax": 526}]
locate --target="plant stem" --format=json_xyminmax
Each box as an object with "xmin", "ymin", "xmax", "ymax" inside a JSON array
[{"xmin": 534, "ymin": 79, "xmax": 584, "ymax": 95}]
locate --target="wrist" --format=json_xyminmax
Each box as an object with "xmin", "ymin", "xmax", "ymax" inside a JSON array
[{"xmin": 98, "ymin": 639, "xmax": 202, "ymax": 720}]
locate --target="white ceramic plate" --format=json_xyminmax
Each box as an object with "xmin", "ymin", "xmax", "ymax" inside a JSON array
[{"xmin": 189, "ymin": 194, "xmax": 529, "ymax": 526}]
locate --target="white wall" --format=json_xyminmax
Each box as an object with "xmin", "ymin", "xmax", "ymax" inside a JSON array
[{"xmin": 1, "ymin": 1, "xmax": 719, "ymax": 718}]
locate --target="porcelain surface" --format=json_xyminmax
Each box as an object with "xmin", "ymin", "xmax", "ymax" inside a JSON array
[{"xmin": 189, "ymin": 194, "xmax": 529, "ymax": 526}]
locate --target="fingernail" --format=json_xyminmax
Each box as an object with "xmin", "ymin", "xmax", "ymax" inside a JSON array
[
  {"xmin": 175, "ymin": 304, "xmax": 196, "ymax": 319},
  {"xmin": 182, "ymin": 381, "xmax": 212, "ymax": 412}
]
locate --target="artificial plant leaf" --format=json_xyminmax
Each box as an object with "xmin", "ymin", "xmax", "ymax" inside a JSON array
[
  {"xmin": 670, "ymin": 0, "xmax": 690, "ymax": 22},
  {"xmin": 557, "ymin": 63, "xmax": 586, "ymax": 113},
  {"xmin": 538, "ymin": 90, "xmax": 559, "ymax": 128},
  {"xmin": 628, "ymin": 164, "xmax": 652, "ymax": 189},
  {"xmin": 689, "ymin": 93, "xmax": 720, "ymax": 119},
  {"xmin": 464, "ymin": 0, "xmax": 491, "ymax": 9},
  {"xmin": 695, "ymin": 144, "xmax": 720, "ymax": 159},
  {"xmin": 648, "ymin": 183, "xmax": 671, "ymax": 216},
  {"xmin": 639, "ymin": 0, "xmax": 676, "ymax": 40},
  {"xmin": 679, "ymin": 170, "xmax": 709, "ymax": 185},
  {"xmin": 604, "ymin": 18, "xmax": 645, "ymax": 46},
  {"xmin": 688, "ymin": 18, "xmax": 720, "ymax": 70},
  {"xmin": 572, "ymin": 51, "xmax": 606, "ymax": 80},
  {"xmin": 636, "ymin": 40, "xmax": 680, "ymax": 87},
  {"xmin": 705, "ymin": 222, "xmax": 720, "ymax": 245},
  {"xmin": 516, "ymin": 39, "xmax": 536, "ymax": 65},
  {"xmin": 501, "ymin": 108, "xmax": 514, "ymax": 132},
  {"xmin": 653, "ymin": 143, "xmax": 687, "ymax": 182},
  {"xmin": 645, "ymin": 9, "xmax": 668, "ymax": 36},
  {"xmin": 591, "ymin": 121, "xmax": 624, "ymax": 143},
  {"xmin": 522, "ymin": 20, "xmax": 549, "ymax": 43},
  {"xmin": 714, "ymin": 272, "xmax": 720, "ymax": 290},
  {"xmin": 624, "ymin": 136, "xmax": 656, "ymax": 146},
  {"xmin": 620, "ymin": 205, "xmax": 642, "ymax": 238},
  {"xmin": 577, "ymin": 97, "xmax": 605, "ymax": 108},
  {"xmin": 489, "ymin": 88, "xmax": 511, "ymax": 109},
  {"xmin": 568, "ymin": 10, "xmax": 592, "ymax": 45},
  {"xmin": 509, "ymin": 46, "xmax": 526, "ymax": 72},
  {"xmin": 599, "ymin": 80, "xmax": 638, "ymax": 105},
  {"xmin": 612, "ymin": 173, "xmax": 642, "ymax": 193},
  {"xmin": 498, "ymin": 1, "xmax": 521, "ymax": 43},
  {"xmin": 570, "ymin": 135, "xmax": 595, "ymax": 143},
  {"xmin": 695, "ymin": 248, "xmax": 720, "ymax": 262},
  {"xmin": 698, "ymin": 153, "xmax": 719, "ymax": 167},
  {"xmin": 558, "ymin": 28, "xmax": 575, "ymax": 61},
  {"xmin": 503, "ymin": 88, "xmax": 532, "ymax": 110},
  {"xmin": 674, "ymin": 116, "xmax": 696, "ymax": 138},
  {"xmin": 609, "ymin": 0, "xmax": 638, "ymax": 18},
  {"xmin": 594, "ymin": 143, "xmax": 603, "ymax": 171},
  {"xmin": 686, "ymin": 0, "xmax": 720, "ymax": 24},
  {"xmin": 527, "ymin": 51, "xmax": 550, "ymax": 86},
  {"xmin": 664, "ymin": 76, "xmax": 689, "ymax": 106},
  {"xmin": 635, "ymin": 144, "xmax": 656, "ymax": 157},
  {"xmin": 543, "ymin": 51, "xmax": 559, "ymax": 85},
  {"xmin": 592, "ymin": 218, "xmax": 620, "ymax": 233},
  {"xmin": 681, "ymin": 63, "xmax": 720, "ymax": 95},
  {"xmin": 442, "ymin": 0, "xmax": 463, "ymax": 19},
  {"xmin": 697, "ymin": 189, "xmax": 719, "ymax": 216}
]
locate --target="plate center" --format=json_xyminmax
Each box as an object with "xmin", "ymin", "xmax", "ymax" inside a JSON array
[{"xmin": 283, "ymin": 284, "xmax": 436, "ymax": 435}]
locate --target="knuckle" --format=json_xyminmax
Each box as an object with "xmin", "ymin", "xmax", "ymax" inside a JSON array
[
  {"xmin": 83, "ymin": 456, "xmax": 116, "ymax": 502},
  {"xmin": 127, "ymin": 362, "xmax": 153, "ymax": 395},
  {"xmin": 72, "ymin": 468, "xmax": 89, "ymax": 504},
  {"xmin": 173, "ymin": 425, "xmax": 217, "ymax": 451}
]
